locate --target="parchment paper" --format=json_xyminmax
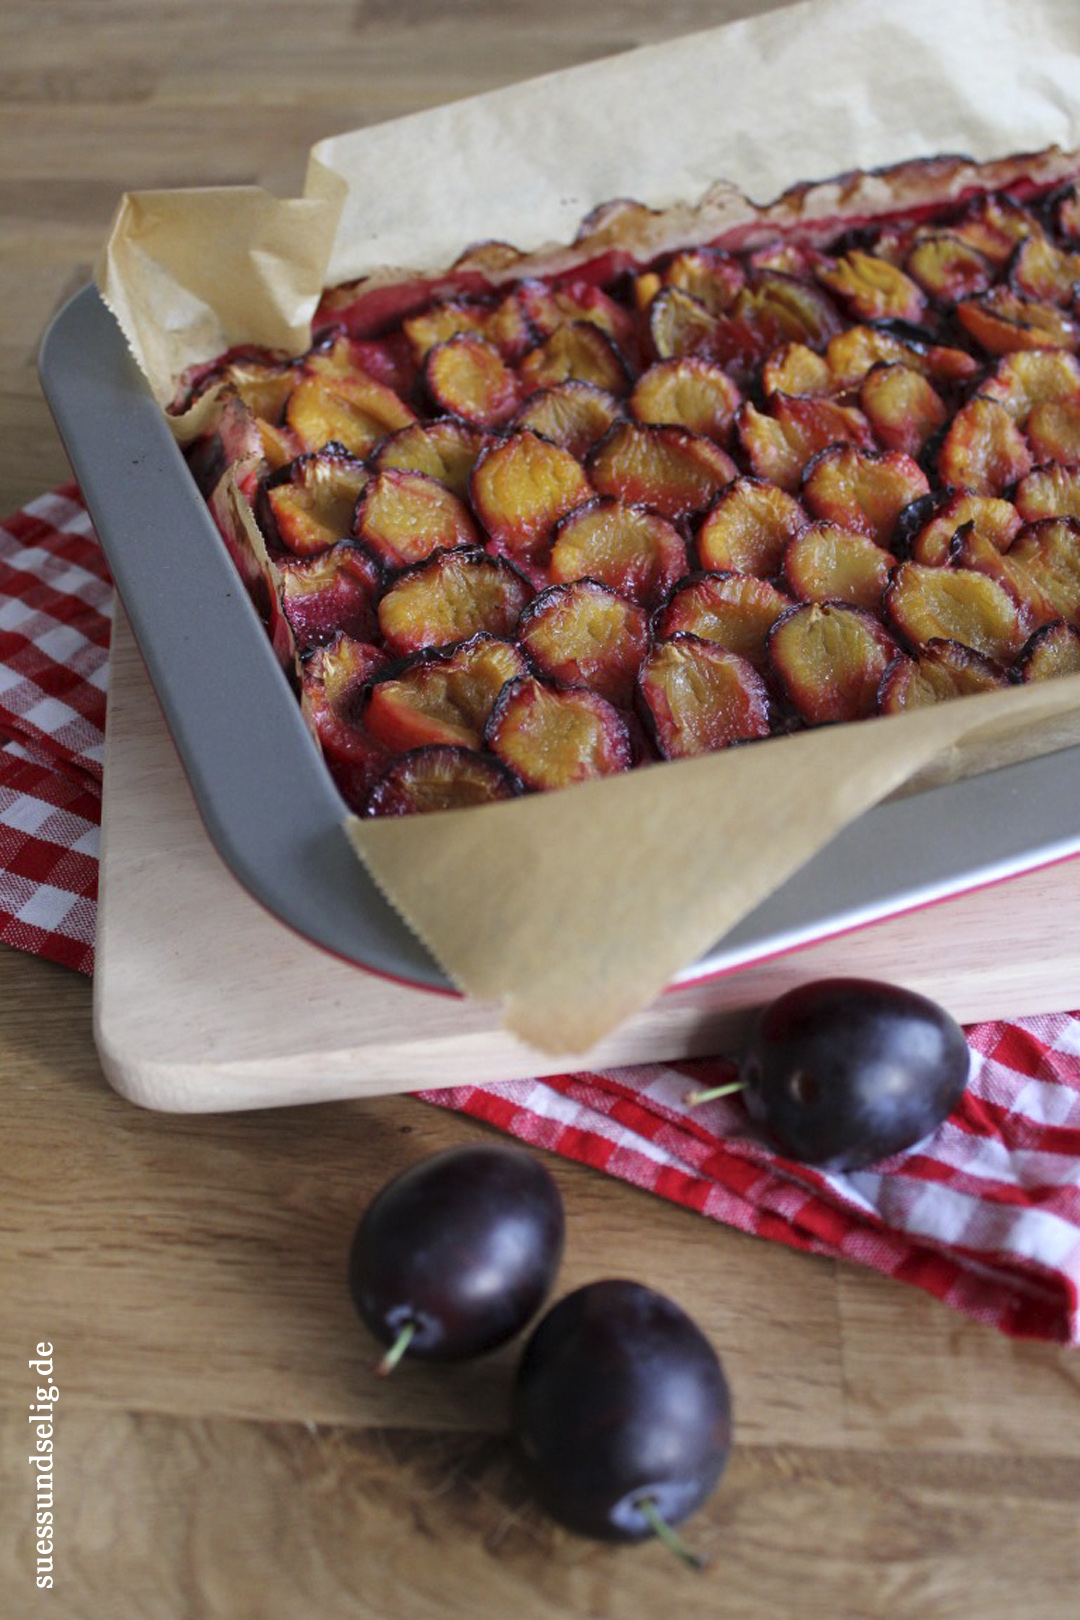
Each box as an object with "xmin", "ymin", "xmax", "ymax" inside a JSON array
[{"xmin": 95, "ymin": 0, "xmax": 1080, "ymax": 1054}]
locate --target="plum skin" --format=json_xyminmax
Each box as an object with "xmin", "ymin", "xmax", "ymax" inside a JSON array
[
  {"xmin": 348, "ymin": 1144, "xmax": 565, "ymax": 1363},
  {"xmin": 741, "ymin": 976, "xmax": 971, "ymax": 1171},
  {"xmin": 511, "ymin": 1279, "xmax": 732, "ymax": 1544}
]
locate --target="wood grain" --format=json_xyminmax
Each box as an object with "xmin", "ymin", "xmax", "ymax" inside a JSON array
[{"xmin": 2, "ymin": 4, "xmax": 1080, "ymax": 1618}]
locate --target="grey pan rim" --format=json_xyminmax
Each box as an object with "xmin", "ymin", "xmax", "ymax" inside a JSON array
[{"xmin": 37, "ymin": 286, "xmax": 1080, "ymax": 998}]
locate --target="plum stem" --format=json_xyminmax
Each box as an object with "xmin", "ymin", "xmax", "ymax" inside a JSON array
[
  {"xmin": 634, "ymin": 1496, "xmax": 707, "ymax": 1571},
  {"xmin": 375, "ymin": 1319, "xmax": 417, "ymax": 1377},
  {"xmin": 683, "ymin": 1078, "xmax": 747, "ymax": 1107}
]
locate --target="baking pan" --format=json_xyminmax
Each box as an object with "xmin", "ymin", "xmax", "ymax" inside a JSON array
[{"xmin": 38, "ymin": 285, "xmax": 1080, "ymax": 994}]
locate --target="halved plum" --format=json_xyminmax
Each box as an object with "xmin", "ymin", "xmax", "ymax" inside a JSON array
[
  {"xmin": 354, "ymin": 468, "xmax": 480, "ymax": 567},
  {"xmin": 903, "ymin": 232, "xmax": 996, "ymax": 304},
  {"xmin": 284, "ymin": 368, "xmax": 416, "ymax": 457},
  {"xmin": 816, "ymin": 250, "xmax": 927, "ymax": 324},
  {"xmin": 518, "ymin": 321, "xmax": 632, "ymax": 396},
  {"xmin": 1007, "ymin": 517, "xmax": 1080, "ymax": 624},
  {"xmin": 908, "ymin": 490, "xmax": 1023, "ymax": 567},
  {"xmin": 377, "ymin": 546, "xmax": 533, "ymax": 656},
  {"xmin": 485, "ymin": 676, "xmax": 632, "ymax": 790},
  {"xmin": 637, "ymin": 634, "xmax": 771, "ymax": 758},
  {"xmin": 935, "ymin": 396, "xmax": 1034, "ymax": 496},
  {"xmin": 801, "ymin": 443, "xmax": 930, "ymax": 547},
  {"xmin": 630, "ymin": 357, "xmax": 742, "ymax": 445},
  {"xmin": 877, "ymin": 638, "xmax": 1010, "ymax": 712},
  {"xmin": 300, "ymin": 634, "xmax": 390, "ymax": 809},
  {"xmin": 586, "ymin": 420, "xmax": 738, "ymax": 520},
  {"xmin": 547, "ymin": 497, "xmax": 689, "ymax": 608},
  {"xmin": 768, "ymin": 601, "xmax": 898, "ymax": 724},
  {"xmin": 979, "ymin": 349, "xmax": 1080, "ymax": 423},
  {"xmin": 363, "ymin": 746, "xmax": 521, "ymax": 816},
  {"xmin": 654, "ymin": 572, "xmax": 793, "ymax": 665},
  {"xmin": 364, "ymin": 634, "xmax": 528, "ymax": 754},
  {"xmin": 1017, "ymin": 618, "xmax": 1080, "ymax": 682},
  {"xmin": 858, "ymin": 363, "xmax": 948, "ymax": 459},
  {"xmin": 782, "ymin": 522, "xmax": 895, "ymax": 612},
  {"xmin": 737, "ymin": 395, "xmax": 877, "ymax": 493},
  {"xmin": 279, "ymin": 541, "xmax": 382, "ymax": 651},
  {"xmin": 260, "ymin": 446, "xmax": 369, "ymax": 558},
  {"xmin": 956, "ymin": 287, "xmax": 1080, "ymax": 355},
  {"xmin": 884, "ymin": 560, "xmax": 1029, "ymax": 661},
  {"xmin": 424, "ymin": 332, "xmax": 522, "ymax": 427},
  {"xmin": 517, "ymin": 580, "xmax": 648, "ymax": 708},
  {"xmin": 470, "ymin": 430, "xmax": 594, "ymax": 561},
  {"xmin": 1013, "ymin": 463, "xmax": 1080, "ymax": 522},
  {"xmin": 695, "ymin": 477, "xmax": 809, "ymax": 577},
  {"xmin": 511, "ymin": 382, "xmax": 624, "ymax": 459},
  {"xmin": 372, "ymin": 417, "xmax": 490, "ymax": 499}
]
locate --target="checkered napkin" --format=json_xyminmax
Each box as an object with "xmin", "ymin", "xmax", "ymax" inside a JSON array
[{"xmin": 5, "ymin": 487, "xmax": 1080, "ymax": 1343}]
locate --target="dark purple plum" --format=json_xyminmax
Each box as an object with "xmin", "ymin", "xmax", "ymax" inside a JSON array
[
  {"xmin": 511, "ymin": 1279, "xmax": 731, "ymax": 1555},
  {"xmin": 348, "ymin": 1144, "xmax": 565, "ymax": 1372},
  {"xmin": 739, "ymin": 976, "xmax": 971, "ymax": 1171}
]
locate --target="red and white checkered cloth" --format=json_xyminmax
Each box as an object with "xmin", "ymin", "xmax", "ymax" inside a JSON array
[{"xmin": 5, "ymin": 486, "xmax": 1080, "ymax": 1343}]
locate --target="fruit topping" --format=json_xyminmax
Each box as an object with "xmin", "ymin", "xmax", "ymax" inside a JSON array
[
  {"xmin": 299, "ymin": 634, "xmax": 389, "ymax": 809},
  {"xmin": 259, "ymin": 446, "xmax": 369, "ymax": 559},
  {"xmin": 884, "ymin": 560, "xmax": 1028, "ymax": 661},
  {"xmin": 908, "ymin": 490, "xmax": 1022, "ymax": 566},
  {"xmin": 956, "ymin": 287, "xmax": 1080, "ymax": 354},
  {"xmin": 637, "ymin": 634, "xmax": 772, "ymax": 758},
  {"xmin": 517, "ymin": 580, "xmax": 648, "ymax": 708},
  {"xmin": 372, "ymin": 417, "xmax": 489, "ymax": 498},
  {"xmin": 363, "ymin": 745, "xmax": 521, "ymax": 816},
  {"xmin": 736, "ymin": 395, "xmax": 875, "ymax": 492},
  {"xmin": 547, "ymin": 497, "xmax": 688, "ymax": 607},
  {"xmin": 1013, "ymin": 462, "xmax": 1080, "ymax": 522},
  {"xmin": 354, "ymin": 468, "xmax": 480, "ymax": 567},
  {"xmin": 1017, "ymin": 618, "xmax": 1080, "ymax": 682},
  {"xmin": 654, "ymin": 572, "xmax": 793, "ymax": 665},
  {"xmin": 484, "ymin": 675, "xmax": 632, "ymax": 790},
  {"xmin": 279, "ymin": 541, "xmax": 381, "ymax": 651},
  {"xmin": 586, "ymin": 420, "xmax": 737, "ymax": 519},
  {"xmin": 979, "ymin": 348, "xmax": 1080, "ymax": 422},
  {"xmin": 801, "ymin": 443, "xmax": 930, "ymax": 546},
  {"xmin": 782, "ymin": 522, "xmax": 895, "ymax": 612},
  {"xmin": 510, "ymin": 382, "xmax": 623, "ymax": 459},
  {"xmin": 511, "ymin": 1279, "xmax": 731, "ymax": 1551},
  {"xmin": 364, "ymin": 634, "xmax": 527, "ymax": 754},
  {"xmin": 284, "ymin": 367, "xmax": 416, "ymax": 456},
  {"xmin": 734, "ymin": 977, "xmax": 970, "ymax": 1171},
  {"xmin": 349, "ymin": 1145, "xmax": 564, "ymax": 1368},
  {"xmin": 1007, "ymin": 517, "xmax": 1080, "ymax": 623},
  {"xmin": 816, "ymin": 250, "xmax": 927, "ymax": 324},
  {"xmin": 630, "ymin": 357, "xmax": 742, "ymax": 445},
  {"xmin": 695, "ymin": 477, "xmax": 809, "ymax": 576},
  {"xmin": 377, "ymin": 546, "xmax": 531, "ymax": 658},
  {"xmin": 423, "ymin": 332, "xmax": 522, "ymax": 426},
  {"xmin": 768, "ymin": 601, "xmax": 898, "ymax": 724},
  {"xmin": 470, "ymin": 430, "xmax": 593, "ymax": 560},
  {"xmin": 858, "ymin": 363, "xmax": 948, "ymax": 459},
  {"xmin": 935, "ymin": 396, "xmax": 1033, "ymax": 495},
  {"xmin": 903, "ymin": 232, "xmax": 995, "ymax": 303},
  {"xmin": 519, "ymin": 321, "xmax": 631, "ymax": 395},
  {"xmin": 877, "ymin": 638, "xmax": 1009, "ymax": 712}
]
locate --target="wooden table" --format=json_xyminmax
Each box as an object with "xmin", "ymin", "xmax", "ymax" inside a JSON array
[{"xmin": 2, "ymin": 4, "xmax": 1079, "ymax": 1616}]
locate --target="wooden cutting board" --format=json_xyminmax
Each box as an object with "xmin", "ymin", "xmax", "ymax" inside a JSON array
[{"xmin": 94, "ymin": 609, "xmax": 1080, "ymax": 1112}]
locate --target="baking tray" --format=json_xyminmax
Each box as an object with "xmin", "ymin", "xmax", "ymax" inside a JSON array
[{"xmin": 38, "ymin": 284, "xmax": 1080, "ymax": 997}]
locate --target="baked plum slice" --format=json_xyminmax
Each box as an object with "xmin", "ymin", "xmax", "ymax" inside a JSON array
[
  {"xmin": 936, "ymin": 396, "xmax": 1034, "ymax": 496},
  {"xmin": 884, "ymin": 561, "xmax": 1029, "ymax": 662},
  {"xmin": 300, "ymin": 634, "xmax": 389, "ymax": 810},
  {"xmin": 1008, "ymin": 233, "xmax": 1080, "ymax": 305},
  {"xmin": 279, "ymin": 540, "xmax": 382, "ymax": 651},
  {"xmin": 768, "ymin": 601, "xmax": 898, "ymax": 725},
  {"xmin": 547, "ymin": 497, "xmax": 689, "ymax": 609},
  {"xmin": 654, "ymin": 572, "xmax": 793, "ymax": 666},
  {"xmin": 782, "ymin": 522, "xmax": 895, "ymax": 612},
  {"xmin": 519, "ymin": 321, "xmax": 632, "ymax": 396},
  {"xmin": 377, "ymin": 547, "xmax": 533, "ymax": 657},
  {"xmin": 637, "ymin": 634, "xmax": 771, "ymax": 759},
  {"xmin": 877, "ymin": 638, "xmax": 1010, "ymax": 713},
  {"xmin": 816, "ymin": 249, "xmax": 928, "ymax": 324},
  {"xmin": 630, "ymin": 357, "xmax": 742, "ymax": 446},
  {"xmin": 903, "ymin": 231, "xmax": 996, "ymax": 303},
  {"xmin": 956, "ymin": 287, "xmax": 1080, "ymax": 355},
  {"xmin": 284, "ymin": 366, "xmax": 416, "ymax": 457},
  {"xmin": 470, "ymin": 430, "xmax": 594, "ymax": 563},
  {"xmin": 353, "ymin": 468, "xmax": 480, "ymax": 568},
  {"xmin": 364, "ymin": 634, "xmax": 527, "ymax": 754},
  {"xmin": 801, "ymin": 444, "xmax": 930, "ymax": 548},
  {"xmin": 824, "ymin": 324, "xmax": 979, "ymax": 390},
  {"xmin": 485, "ymin": 676, "xmax": 632, "ymax": 791},
  {"xmin": 363, "ymin": 746, "xmax": 521, "ymax": 816},
  {"xmin": 695, "ymin": 477, "xmax": 809, "ymax": 577},
  {"xmin": 510, "ymin": 382, "xmax": 623, "ymax": 459},
  {"xmin": 1013, "ymin": 463, "xmax": 1080, "ymax": 522},
  {"xmin": 517, "ymin": 580, "xmax": 648, "ymax": 709},
  {"xmin": 1017, "ymin": 618, "xmax": 1080, "ymax": 682},
  {"xmin": 423, "ymin": 332, "xmax": 522, "ymax": 427},
  {"xmin": 858, "ymin": 363, "xmax": 948, "ymax": 460},
  {"xmin": 979, "ymin": 349, "xmax": 1080, "ymax": 423},
  {"xmin": 1007, "ymin": 517, "xmax": 1080, "ymax": 623},
  {"xmin": 736, "ymin": 395, "xmax": 876, "ymax": 493},
  {"xmin": 372, "ymin": 417, "xmax": 490, "ymax": 499},
  {"xmin": 908, "ymin": 491, "xmax": 1022, "ymax": 566},
  {"xmin": 259, "ymin": 446, "xmax": 369, "ymax": 558},
  {"xmin": 585, "ymin": 420, "xmax": 738, "ymax": 520}
]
